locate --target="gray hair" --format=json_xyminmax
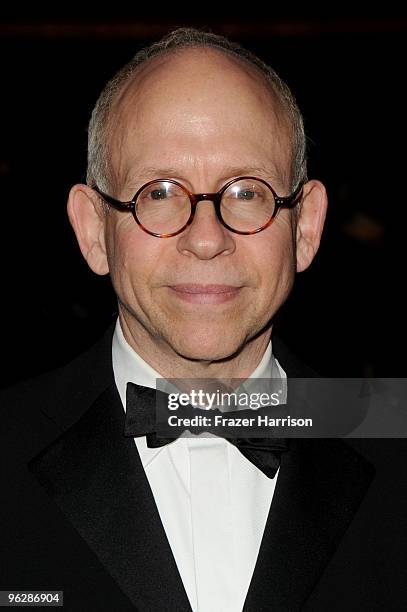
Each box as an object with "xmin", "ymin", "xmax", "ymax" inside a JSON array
[{"xmin": 87, "ymin": 27, "xmax": 307, "ymax": 200}]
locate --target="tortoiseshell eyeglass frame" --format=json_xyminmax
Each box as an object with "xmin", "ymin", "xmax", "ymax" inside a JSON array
[{"xmin": 93, "ymin": 176, "xmax": 304, "ymax": 238}]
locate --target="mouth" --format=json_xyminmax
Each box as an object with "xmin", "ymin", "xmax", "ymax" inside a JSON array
[{"xmin": 166, "ymin": 284, "xmax": 243, "ymax": 305}]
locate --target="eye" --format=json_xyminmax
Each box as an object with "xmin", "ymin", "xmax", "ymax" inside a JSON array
[
  {"xmin": 237, "ymin": 189, "xmax": 256, "ymax": 200},
  {"xmin": 149, "ymin": 188, "xmax": 168, "ymax": 200}
]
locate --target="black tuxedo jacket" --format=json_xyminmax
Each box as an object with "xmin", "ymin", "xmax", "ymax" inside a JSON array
[{"xmin": 1, "ymin": 321, "xmax": 406, "ymax": 611}]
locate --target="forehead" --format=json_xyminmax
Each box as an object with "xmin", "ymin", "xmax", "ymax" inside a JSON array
[{"xmin": 109, "ymin": 47, "xmax": 292, "ymax": 188}]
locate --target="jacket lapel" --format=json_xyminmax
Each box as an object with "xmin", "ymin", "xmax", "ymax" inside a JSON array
[
  {"xmin": 243, "ymin": 437, "xmax": 375, "ymax": 611},
  {"xmin": 242, "ymin": 336, "xmax": 376, "ymax": 611},
  {"xmin": 27, "ymin": 323, "xmax": 192, "ymax": 612}
]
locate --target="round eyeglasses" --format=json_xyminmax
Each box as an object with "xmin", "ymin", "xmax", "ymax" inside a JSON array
[{"xmin": 93, "ymin": 176, "xmax": 304, "ymax": 238}]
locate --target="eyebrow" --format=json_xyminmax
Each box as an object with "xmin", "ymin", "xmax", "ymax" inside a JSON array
[{"xmin": 125, "ymin": 164, "xmax": 282, "ymax": 189}]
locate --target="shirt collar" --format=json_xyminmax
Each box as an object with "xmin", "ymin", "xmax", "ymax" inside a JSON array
[
  {"xmin": 112, "ymin": 316, "xmax": 163, "ymax": 409},
  {"xmin": 111, "ymin": 316, "xmax": 286, "ymax": 465}
]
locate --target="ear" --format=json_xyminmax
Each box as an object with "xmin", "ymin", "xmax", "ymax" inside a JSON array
[
  {"xmin": 67, "ymin": 184, "xmax": 109, "ymax": 275},
  {"xmin": 295, "ymin": 179, "xmax": 328, "ymax": 273}
]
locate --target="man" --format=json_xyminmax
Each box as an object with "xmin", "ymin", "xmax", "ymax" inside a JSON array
[{"xmin": 0, "ymin": 27, "xmax": 406, "ymax": 612}]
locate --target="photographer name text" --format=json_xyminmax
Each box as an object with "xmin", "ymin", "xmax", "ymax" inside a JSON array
[{"xmin": 167, "ymin": 414, "xmax": 313, "ymax": 428}]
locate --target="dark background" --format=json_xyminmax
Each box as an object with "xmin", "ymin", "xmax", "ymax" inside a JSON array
[{"xmin": 1, "ymin": 12, "xmax": 406, "ymax": 387}]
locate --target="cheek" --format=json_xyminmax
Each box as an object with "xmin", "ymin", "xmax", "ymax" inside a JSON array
[
  {"xmin": 254, "ymin": 226, "xmax": 296, "ymax": 306},
  {"xmin": 105, "ymin": 220, "xmax": 164, "ymax": 292}
]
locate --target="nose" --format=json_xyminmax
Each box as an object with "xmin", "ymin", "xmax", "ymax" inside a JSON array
[{"xmin": 176, "ymin": 198, "xmax": 236, "ymax": 260}]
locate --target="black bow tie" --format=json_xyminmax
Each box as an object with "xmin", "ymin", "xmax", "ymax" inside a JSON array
[{"xmin": 123, "ymin": 382, "xmax": 288, "ymax": 479}]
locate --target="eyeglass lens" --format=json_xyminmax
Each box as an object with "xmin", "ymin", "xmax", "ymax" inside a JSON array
[{"xmin": 135, "ymin": 179, "xmax": 276, "ymax": 235}]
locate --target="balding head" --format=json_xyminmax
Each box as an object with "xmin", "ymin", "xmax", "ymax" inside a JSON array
[
  {"xmin": 87, "ymin": 28, "xmax": 307, "ymax": 196},
  {"xmin": 107, "ymin": 46, "xmax": 293, "ymax": 198}
]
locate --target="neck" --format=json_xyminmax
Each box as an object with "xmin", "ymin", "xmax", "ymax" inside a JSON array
[{"xmin": 118, "ymin": 308, "xmax": 272, "ymax": 380}]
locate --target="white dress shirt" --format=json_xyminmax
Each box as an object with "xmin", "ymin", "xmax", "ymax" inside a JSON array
[{"xmin": 112, "ymin": 317, "xmax": 287, "ymax": 612}]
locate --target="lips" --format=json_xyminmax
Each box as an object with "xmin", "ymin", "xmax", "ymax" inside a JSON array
[
  {"xmin": 167, "ymin": 284, "xmax": 243, "ymax": 304},
  {"xmin": 169, "ymin": 284, "xmax": 241, "ymax": 293}
]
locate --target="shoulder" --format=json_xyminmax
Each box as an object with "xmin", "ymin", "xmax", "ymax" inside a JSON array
[
  {"xmin": 273, "ymin": 333, "xmax": 407, "ymax": 473},
  {"xmin": 0, "ymin": 321, "xmax": 116, "ymax": 455}
]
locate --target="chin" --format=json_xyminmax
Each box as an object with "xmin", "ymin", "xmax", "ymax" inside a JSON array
[{"xmin": 167, "ymin": 329, "xmax": 243, "ymax": 363}]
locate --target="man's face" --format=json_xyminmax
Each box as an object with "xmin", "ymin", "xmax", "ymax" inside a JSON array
[{"xmin": 102, "ymin": 49, "xmax": 298, "ymax": 361}]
